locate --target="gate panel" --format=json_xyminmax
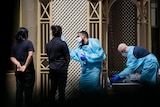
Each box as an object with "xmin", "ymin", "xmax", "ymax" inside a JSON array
[
  {"xmin": 37, "ymin": 0, "xmax": 52, "ymax": 102},
  {"xmin": 108, "ymin": 0, "xmax": 137, "ymax": 76},
  {"xmin": 52, "ymin": 0, "xmax": 87, "ymax": 100},
  {"xmin": 37, "ymin": 0, "xmax": 88, "ymax": 100}
]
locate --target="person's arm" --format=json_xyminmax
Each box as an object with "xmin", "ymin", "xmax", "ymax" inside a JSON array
[
  {"xmin": 65, "ymin": 55, "xmax": 70, "ymax": 66},
  {"xmin": 119, "ymin": 54, "xmax": 141, "ymax": 78},
  {"xmin": 86, "ymin": 39, "xmax": 106, "ymax": 62},
  {"xmin": 69, "ymin": 47, "xmax": 81, "ymax": 62},
  {"xmin": 63, "ymin": 42, "xmax": 70, "ymax": 65},
  {"xmin": 20, "ymin": 51, "xmax": 34, "ymax": 72},
  {"xmin": 112, "ymin": 55, "xmax": 138, "ymax": 82},
  {"xmin": 10, "ymin": 57, "xmax": 21, "ymax": 71}
]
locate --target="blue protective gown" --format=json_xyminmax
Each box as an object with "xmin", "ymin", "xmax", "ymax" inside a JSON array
[
  {"xmin": 119, "ymin": 46, "xmax": 159, "ymax": 85},
  {"xmin": 69, "ymin": 38, "xmax": 106, "ymax": 93}
]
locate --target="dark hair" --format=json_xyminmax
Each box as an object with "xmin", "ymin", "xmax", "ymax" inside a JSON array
[
  {"xmin": 79, "ymin": 30, "xmax": 88, "ymax": 38},
  {"xmin": 15, "ymin": 27, "xmax": 28, "ymax": 42},
  {"xmin": 51, "ymin": 25, "xmax": 62, "ymax": 37}
]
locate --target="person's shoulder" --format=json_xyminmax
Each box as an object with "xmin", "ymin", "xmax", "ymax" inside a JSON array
[
  {"xmin": 129, "ymin": 45, "xmax": 135, "ymax": 48},
  {"xmin": 25, "ymin": 39, "xmax": 33, "ymax": 43},
  {"xmin": 61, "ymin": 40, "xmax": 68, "ymax": 46},
  {"xmin": 92, "ymin": 38, "xmax": 100, "ymax": 42},
  {"xmin": 89, "ymin": 38, "xmax": 98, "ymax": 40},
  {"xmin": 133, "ymin": 46, "xmax": 145, "ymax": 50},
  {"xmin": 128, "ymin": 46, "xmax": 136, "ymax": 53},
  {"xmin": 89, "ymin": 38, "xmax": 99, "ymax": 42},
  {"xmin": 53, "ymin": 37, "xmax": 67, "ymax": 45}
]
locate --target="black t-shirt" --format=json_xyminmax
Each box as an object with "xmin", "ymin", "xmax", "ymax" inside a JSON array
[
  {"xmin": 46, "ymin": 37, "xmax": 70, "ymax": 70},
  {"xmin": 11, "ymin": 40, "xmax": 35, "ymax": 72}
]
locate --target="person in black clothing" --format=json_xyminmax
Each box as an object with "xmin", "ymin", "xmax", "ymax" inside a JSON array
[
  {"xmin": 10, "ymin": 27, "xmax": 35, "ymax": 107},
  {"xmin": 46, "ymin": 25, "xmax": 70, "ymax": 105}
]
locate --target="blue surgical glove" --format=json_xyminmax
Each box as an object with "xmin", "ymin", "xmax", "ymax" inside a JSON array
[
  {"xmin": 112, "ymin": 74, "xmax": 120, "ymax": 83},
  {"xmin": 80, "ymin": 54, "xmax": 86, "ymax": 61}
]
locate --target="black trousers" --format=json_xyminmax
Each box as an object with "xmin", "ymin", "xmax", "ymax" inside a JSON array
[
  {"xmin": 15, "ymin": 71, "xmax": 35, "ymax": 107},
  {"xmin": 49, "ymin": 70, "xmax": 67, "ymax": 104}
]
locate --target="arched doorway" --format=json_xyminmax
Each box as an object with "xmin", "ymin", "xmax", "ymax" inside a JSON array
[{"xmin": 106, "ymin": 0, "xmax": 151, "ymax": 76}]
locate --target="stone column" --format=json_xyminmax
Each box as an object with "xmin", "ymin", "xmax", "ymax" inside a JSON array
[{"xmin": 21, "ymin": 0, "xmax": 38, "ymax": 68}]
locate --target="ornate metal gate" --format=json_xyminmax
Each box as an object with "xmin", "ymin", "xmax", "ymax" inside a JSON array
[{"xmin": 37, "ymin": 0, "xmax": 151, "ymax": 101}]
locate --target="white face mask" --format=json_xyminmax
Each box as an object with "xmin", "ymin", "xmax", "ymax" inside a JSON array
[
  {"xmin": 122, "ymin": 52, "xmax": 128, "ymax": 57},
  {"xmin": 76, "ymin": 37, "xmax": 82, "ymax": 43}
]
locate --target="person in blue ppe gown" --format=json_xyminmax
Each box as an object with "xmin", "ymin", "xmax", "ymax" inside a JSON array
[
  {"xmin": 69, "ymin": 31, "xmax": 106, "ymax": 94},
  {"xmin": 112, "ymin": 43, "xmax": 159, "ymax": 86}
]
